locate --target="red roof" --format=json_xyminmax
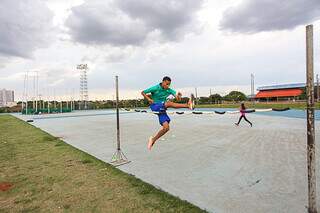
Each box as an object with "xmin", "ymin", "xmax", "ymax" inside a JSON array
[{"xmin": 255, "ymin": 89, "xmax": 303, "ymax": 98}]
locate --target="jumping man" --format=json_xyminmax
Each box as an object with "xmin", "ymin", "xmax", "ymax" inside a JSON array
[{"xmin": 141, "ymin": 76, "xmax": 194, "ymax": 150}]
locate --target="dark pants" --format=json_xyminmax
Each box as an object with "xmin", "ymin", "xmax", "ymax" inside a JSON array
[{"xmin": 236, "ymin": 115, "xmax": 252, "ymax": 126}]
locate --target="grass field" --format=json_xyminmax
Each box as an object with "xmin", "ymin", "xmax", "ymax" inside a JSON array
[{"xmin": 0, "ymin": 115, "xmax": 206, "ymax": 213}]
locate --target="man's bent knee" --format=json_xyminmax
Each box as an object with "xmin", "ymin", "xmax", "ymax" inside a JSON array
[{"xmin": 162, "ymin": 124, "xmax": 170, "ymax": 132}]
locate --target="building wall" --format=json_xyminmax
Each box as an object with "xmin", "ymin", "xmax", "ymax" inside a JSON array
[{"xmin": 0, "ymin": 89, "xmax": 15, "ymax": 107}]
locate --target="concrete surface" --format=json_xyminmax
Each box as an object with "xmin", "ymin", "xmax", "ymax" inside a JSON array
[{"xmin": 13, "ymin": 110, "xmax": 320, "ymax": 213}]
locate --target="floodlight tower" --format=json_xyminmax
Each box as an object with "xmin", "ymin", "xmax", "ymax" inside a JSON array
[
  {"xmin": 251, "ymin": 73, "xmax": 255, "ymax": 106},
  {"xmin": 251, "ymin": 74, "xmax": 255, "ymax": 98},
  {"xmin": 77, "ymin": 64, "xmax": 89, "ymax": 110}
]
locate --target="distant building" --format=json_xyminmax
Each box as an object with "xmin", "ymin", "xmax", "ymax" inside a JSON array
[
  {"xmin": 0, "ymin": 89, "xmax": 15, "ymax": 107},
  {"xmin": 255, "ymin": 83, "xmax": 306, "ymax": 101}
]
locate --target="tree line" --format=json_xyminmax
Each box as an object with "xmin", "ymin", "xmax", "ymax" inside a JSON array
[{"xmin": 0, "ymin": 91, "xmax": 248, "ymax": 113}]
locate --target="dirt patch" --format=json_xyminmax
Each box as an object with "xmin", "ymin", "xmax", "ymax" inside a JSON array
[{"xmin": 0, "ymin": 182, "xmax": 13, "ymax": 191}]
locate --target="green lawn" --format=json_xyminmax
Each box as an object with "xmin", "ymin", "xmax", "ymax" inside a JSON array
[{"xmin": 0, "ymin": 115, "xmax": 206, "ymax": 213}]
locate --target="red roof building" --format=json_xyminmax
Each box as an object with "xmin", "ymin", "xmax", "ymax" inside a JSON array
[
  {"xmin": 255, "ymin": 89, "xmax": 303, "ymax": 99},
  {"xmin": 255, "ymin": 83, "xmax": 306, "ymax": 101}
]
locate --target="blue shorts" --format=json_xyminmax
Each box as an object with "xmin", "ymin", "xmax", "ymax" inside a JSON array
[{"xmin": 150, "ymin": 102, "xmax": 170, "ymax": 126}]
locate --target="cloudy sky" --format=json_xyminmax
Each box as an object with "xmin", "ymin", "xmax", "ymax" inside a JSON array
[{"xmin": 1, "ymin": 0, "xmax": 320, "ymax": 101}]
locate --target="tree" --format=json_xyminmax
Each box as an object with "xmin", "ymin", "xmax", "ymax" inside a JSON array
[
  {"xmin": 209, "ymin": 94, "xmax": 222, "ymax": 104},
  {"xmin": 223, "ymin": 91, "xmax": 247, "ymax": 102},
  {"xmin": 199, "ymin": 96, "xmax": 210, "ymax": 104}
]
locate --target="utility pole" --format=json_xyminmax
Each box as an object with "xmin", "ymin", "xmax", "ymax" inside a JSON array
[
  {"xmin": 195, "ymin": 87, "xmax": 198, "ymax": 105},
  {"xmin": 306, "ymin": 24, "xmax": 317, "ymax": 213},
  {"xmin": 22, "ymin": 72, "xmax": 27, "ymax": 114},
  {"xmin": 36, "ymin": 71, "xmax": 39, "ymax": 113},
  {"xmin": 66, "ymin": 89, "xmax": 69, "ymax": 110},
  {"xmin": 33, "ymin": 74, "xmax": 36, "ymax": 112},
  {"xmin": 251, "ymin": 73, "xmax": 255, "ymax": 106},
  {"xmin": 26, "ymin": 71, "xmax": 29, "ymax": 115},
  {"xmin": 317, "ymin": 74, "xmax": 319, "ymax": 102},
  {"xmin": 47, "ymin": 88, "xmax": 50, "ymax": 114},
  {"xmin": 72, "ymin": 88, "xmax": 75, "ymax": 111},
  {"xmin": 54, "ymin": 89, "xmax": 56, "ymax": 109}
]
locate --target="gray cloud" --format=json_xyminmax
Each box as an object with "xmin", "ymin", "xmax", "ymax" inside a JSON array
[
  {"xmin": 81, "ymin": 55, "xmax": 98, "ymax": 63},
  {"xmin": 0, "ymin": 57, "xmax": 8, "ymax": 68},
  {"xmin": 117, "ymin": 0, "xmax": 203, "ymax": 40},
  {"xmin": 0, "ymin": 0, "xmax": 54, "ymax": 58},
  {"xmin": 66, "ymin": 3, "xmax": 149, "ymax": 46},
  {"xmin": 220, "ymin": 0, "xmax": 320, "ymax": 33},
  {"xmin": 104, "ymin": 52, "xmax": 129, "ymax": 63},
  {"xmin": 65, "ymin": 0, "xmax": 203, "ymax": 46}
]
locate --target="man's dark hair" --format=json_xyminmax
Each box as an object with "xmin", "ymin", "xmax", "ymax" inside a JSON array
[{"xmin": 162, "ymin": 76, "xmax": 171, "ymax": 82}]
